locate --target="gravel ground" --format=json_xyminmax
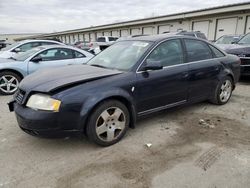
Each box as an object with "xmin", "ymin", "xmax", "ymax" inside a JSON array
[{"xmin": 0, "ymin": 79, "xmax": 250, "ymax": 188}]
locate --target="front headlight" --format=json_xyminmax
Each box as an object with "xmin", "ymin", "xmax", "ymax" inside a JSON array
[{"xmin": 26, "ymin": 94, "xmax": 61, "ymax": 112}]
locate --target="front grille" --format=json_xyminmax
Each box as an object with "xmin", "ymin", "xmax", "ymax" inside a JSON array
[
  {"xmin": 15, "ymin": 89, "xmax": 25, "ymax": 104},
  {"xmin": 240, "ymin": 58, "xmax": 250, "ymax": 66}
]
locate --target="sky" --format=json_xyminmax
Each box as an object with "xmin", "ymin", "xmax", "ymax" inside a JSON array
[{"xmin": 0, "ymin": 0, "xmax": 249, "ymax": 34}]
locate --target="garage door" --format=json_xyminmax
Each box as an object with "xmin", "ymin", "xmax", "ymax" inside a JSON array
[
  {"xmin": 96, "ymin": 32, "xmax": 103, "ymax": 38},
  {"xmin": 192, "ymin": 21, "xmax": 210, "ymax": 38},
  {"xmin": 121, "ymin": 29, "xmax": 129, "ymax": 36},
  {"xmin": 112, "ymin": 30, "xmax": 119, "ymax": 37},
  {"xmin": 216, "ymin": 17, "xmax": 238, "ymax": 39},
  {"xmin": 79, "ymin": 34, "xmax": 84, "ymax": 41},
  {"xmin": 131, "ymin": 28, "xmax": 141, "ymax": 35},
  {"xmin": 158, "ymin": 25, "xmax": 171, "ymax": 34},
  {"xmin": 84, "ymin": 33, "xmax": 90, "ymax": 42},
  {"xmin": 103, "ymin": 31, "xmax": 111, "ymax": 36},
  {"xmin": 245, "ymin": 16, "xmax": 250, "ymax": 33},
  {"xmin": 143, "ymin": 27, "xmax": 154, "ymax": 35},
  {"xmin": 90, "ymin": 33, "xmax": 96, "ymax": 42}
]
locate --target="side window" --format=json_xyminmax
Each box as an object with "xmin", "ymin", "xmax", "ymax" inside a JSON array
[
  {"xmin": 74, "ymin": 51, "xmax": 86, "ymax": 58},
  {"xmin": 36, "ymin": 48, "xmax": 74, "ymax": 61},
  {"xmin": 184, "ymin": 39, "xmax": 213, "ymax": 62},
  {"xmin": 18, "ymin": 42, "xmax": 40, "ymax": 52},
  {"xmin": 209, "ymin": 45, "xmax": 225, "ymax": 58},
  {"xmin": 147, "ymin": 39, "xmax": 184, "ymax": 67},
  {"xmin": 108, "ymin": 37, "xmax": 115, "ymax": 41}
]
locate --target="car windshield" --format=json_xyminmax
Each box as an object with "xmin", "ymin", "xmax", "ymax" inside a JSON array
[
  {"xmin": 215, "ymin": 36, "xmax": 240, "ymax": 44},
  {"xmin": 237, "ymin": 34, "xmax": 250, "ymax": 44},
  {"xmin": 1, "ymin": 42, "xmax": 20, "ymax": 51},
  {"xmin": 13, "ymin": 47, "xmax": 44, "ymax": 61},
  {"xmin": 87, "ymin": 41, "xmax": 152, "ymax": 71}
]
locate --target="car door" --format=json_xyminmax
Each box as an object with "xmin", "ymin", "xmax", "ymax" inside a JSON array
[
  {"xmin": 28, "ymin": 48, "xmax": 76, "ymax": 74},
  {"xmin": 136, "ymin": 39, "xmax": 189, "ymax": 114},
  {"xmin": 183, "ymin": 39, "xmax": 221, "ymax": 101}
]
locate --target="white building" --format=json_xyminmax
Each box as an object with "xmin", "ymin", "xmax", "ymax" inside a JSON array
[
  {"xmin": 0, "ymin": 33, "xmax": 43, "ymax": 43},
  {"xmin": 16, "ymin": 2, "xmax": 250, "ymax": 43}
]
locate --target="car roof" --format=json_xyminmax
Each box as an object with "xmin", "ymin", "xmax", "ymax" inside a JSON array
[
  {"xmin": 122, "ymin": 33, "xmax": 205, "ymax": 42},
  {"xmin": 19, "ymin": 39, "xmax": 62, "ymax": 44}
]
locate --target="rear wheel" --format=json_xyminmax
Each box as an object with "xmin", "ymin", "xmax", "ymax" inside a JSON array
[
  {"xmin": 210, "ymin": 76, "xmax": 233, "ymax": 105},
  {"xmin": 86, "ymin": 100, "xmax": 130, "ymax": 146},
  {"xmin": 0, "ymin": 71, "xmax": 21, "ymax": 95}
]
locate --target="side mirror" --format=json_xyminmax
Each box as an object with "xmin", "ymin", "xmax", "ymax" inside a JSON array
[
  {"xmin": 31, "ymin": 56, "xmax": 42, "ymax": 63},
  {"xmin": 13, "ymin": 48, "xmax": 21, "ymax": 53},
  {"xmin": 142, "ymin": 60, "xmax": 163, "ymax": 71}
]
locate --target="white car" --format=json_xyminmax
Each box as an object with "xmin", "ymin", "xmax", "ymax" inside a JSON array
[
  {"xmin": 0, "ymin": 40, "xmax": 64, "ymax": 59},
  {"xmin": 0, "ymin": 45, "xmax": 94, "ymax": 95}
]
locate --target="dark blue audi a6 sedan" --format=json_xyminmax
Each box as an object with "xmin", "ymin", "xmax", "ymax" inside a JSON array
[{"xmin": 9, "ymin": 35, "xmax": 241, "ymax": 146}]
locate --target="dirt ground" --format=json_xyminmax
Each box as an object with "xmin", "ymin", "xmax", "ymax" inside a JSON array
[{"xmin": 0, "ymin": 79, "xmax": 250, "ymax": 188}]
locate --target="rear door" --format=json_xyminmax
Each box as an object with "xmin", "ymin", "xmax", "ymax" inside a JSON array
[
  {"xmin": 28, "ymin": 48, "xmax": 76, "ymax": 74},
  {"xmin": 136, "ymin": 39, "xmax": 189, "ymax": 114},
  {"xmin": 183, "ymin": 39, "xmax": 221, "ymax": 101}
]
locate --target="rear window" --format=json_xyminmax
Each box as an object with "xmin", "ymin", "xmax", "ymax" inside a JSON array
[
  {"xmin": 184, "ymin": 39, "xmax": 213, "ymax": 62},
  {"xmin": 97, "ymin": 37, "xmax": 106, "ymax": 42},
  {"xmin": 196, "ymin": 33, "xmax": 207, "ymax": 40}
]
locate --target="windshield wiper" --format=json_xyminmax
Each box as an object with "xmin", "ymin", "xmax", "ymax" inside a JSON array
[
  {"xmin": 90, "ymin": 64, "xmax": 108, "ymax": 69},
  {"xmin": 8, "ymin": 57, "xmax": 16, "ymax": 61}
]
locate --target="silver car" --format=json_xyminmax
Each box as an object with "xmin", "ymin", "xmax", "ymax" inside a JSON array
[
  {"xmin": 0, "ymin": 39, "xmax": 64, "ymax": 59},
  {"xmin": 0, "ymin": 45, "xmax": 94, "ymax": 95}
]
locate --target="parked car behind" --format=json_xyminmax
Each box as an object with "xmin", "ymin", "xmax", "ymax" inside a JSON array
[
  {"xmin": 0, "ymin": 39, "xmax": 64, "ymax": 59},
  {"xmin": 164, "ymin": 31, "xmax": 207, "ymax": 40},
  {"xmin": 223, "ymin": 33, "xmax": 250, "ymax": 76},
  {"xmin": 89, "ymin": 36, "xmax": 119, "ymax": 54},
  {"xmin": 0, "ymin": 45, "xmax": 93, "ymax": 95},
  {"xmin": 214, "ymin": 35, "xmax": 243, "ymax": 50},
  {"xmin": 9, "ymin": 35, "xmax": 241, "ymax": 146}
]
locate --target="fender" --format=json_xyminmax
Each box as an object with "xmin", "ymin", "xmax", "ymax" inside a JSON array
[{"xmin": 78, "ymin": 87, "xmax": 137, "ymax": 131}]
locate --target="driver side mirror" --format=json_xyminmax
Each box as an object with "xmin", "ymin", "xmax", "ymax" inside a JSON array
[
  {"xmin": 141, "ymin": 59, "xmax": 163, "ymax": 71},
  {"xmin": 13, "ymin": 48, "xmax": 21, "ymax": 53},
  {"xmin": 31, "ymin": 56, "xmax": 42, "ymax": 63}
]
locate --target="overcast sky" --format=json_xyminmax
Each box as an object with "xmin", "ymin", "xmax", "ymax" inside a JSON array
[{"xmin": 0, "ymin": 0, "xmax": 248, "ymax": 34}]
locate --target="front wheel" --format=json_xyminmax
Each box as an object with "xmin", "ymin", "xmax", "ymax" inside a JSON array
[
  {"xmin": 0, "ymin": 71, "xmax": 21, "ymax": 95},
  {"xmin": 210, "ymin": 76, "xmax": 233, "ymax": 105},
  {"xmin": 86, "ymin": 100, "xmax": 130, "ymax": 146}
]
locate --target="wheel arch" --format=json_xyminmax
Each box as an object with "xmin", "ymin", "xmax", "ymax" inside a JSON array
[
  {"xmin": 0, "ymin": 69, "xmax": 24, "ymax": 80},
  {"xmin": 82, "ymin": 94, "xmax": 137, "ymax": 134}
]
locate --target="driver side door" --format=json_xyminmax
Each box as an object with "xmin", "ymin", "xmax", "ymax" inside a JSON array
[
  {"xmin": 27, "ymin": 48, "xmax": 76, "ymax": 74},
  {"xmin": 135, "ymin": 39, "xmax": 189, "ymax": 115}
]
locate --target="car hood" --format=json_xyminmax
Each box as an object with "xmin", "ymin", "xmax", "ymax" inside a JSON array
[
  {"xmin": 19, "ymin": 65, "xmax": 123, "ymax": 93},
  {"xmin": 224, "ymin": 44, "xmax": 250, "ymax": 54},
  {"xmin": 0, "ymin": 57, "xmax": 15, "ymax": 63}
]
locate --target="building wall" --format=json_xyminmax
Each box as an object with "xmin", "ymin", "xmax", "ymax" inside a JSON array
[
  {"xmin": 50, "ymin": 12, "xmax": 249, "ymax": 44},
  {"xmin": 17, "ymin": 4, "xmax": 250, "ymax": 43},
  {"xmin": 0, "ymin": 33, "xmax": 42, "ymax": 43}
]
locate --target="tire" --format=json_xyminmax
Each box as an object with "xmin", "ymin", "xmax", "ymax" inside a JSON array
[
  {"xmin": 86, "ymin": 100, "xmax": 130, "ymax": 146},
  {"xmin": 209, "ymin": 76, "xmax": 233, "ymax": 105},
  {"xmin": 0, "ymin": 71, "xmax": 21, "ymax": 95}
]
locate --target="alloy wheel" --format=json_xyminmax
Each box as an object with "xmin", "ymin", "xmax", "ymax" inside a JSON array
[
  {"xmin": 219, "ymin": 80, "xmax": 232, "ymax": 103},
  {"xmin": 96, "ymin": 107, "xmax": 126, "ymax": 142},
  {"xmin": 0, "ymin": 75, "xmax": 19, "ymax": 94}
]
